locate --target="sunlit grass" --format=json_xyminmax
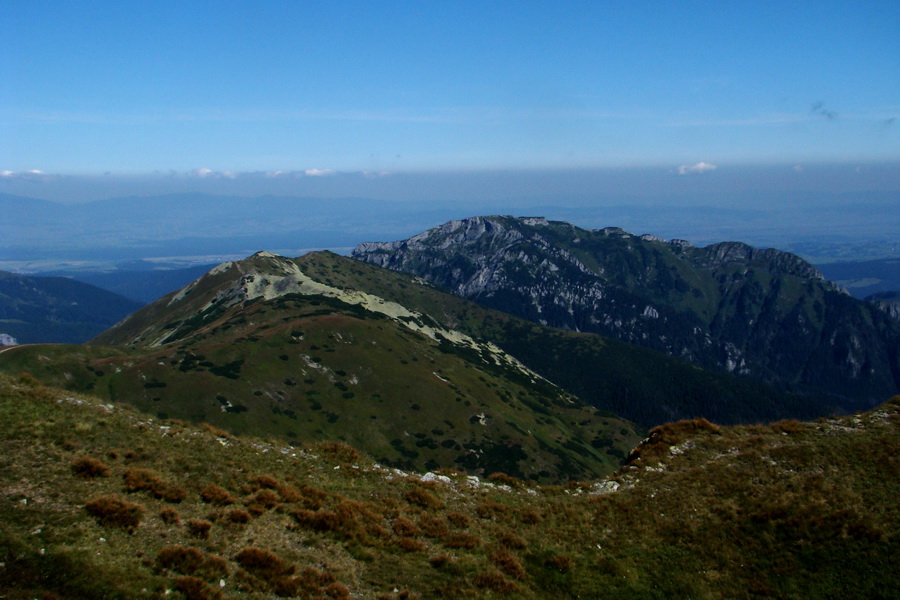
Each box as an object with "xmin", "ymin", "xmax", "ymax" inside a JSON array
[{"xmin": 1, "ymin": 374, "xmax": 897, "ymax": 598}]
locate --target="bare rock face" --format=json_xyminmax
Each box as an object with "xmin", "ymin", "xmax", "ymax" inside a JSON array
[{"xmin": 353, "ymin": 216, "xmax": 900, "ymax": 408}]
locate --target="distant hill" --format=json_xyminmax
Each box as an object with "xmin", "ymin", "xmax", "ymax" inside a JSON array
[
  {"xmin": 1, "ymin": 373, "xmax": 896, "ymax": 599},
  {"xmin": 40, "ymin": 263, "xmax": 218, "ymax": 304},
  {"xmin": 816, "ymin": 257, "xmax": 900, "ymax": 299},
  {"xmin": 353, "ymin": 216, "xmax": 900, "ymax": 409},
  {"xmin": 0, "ymin": 271, "xmax": 142, "ymax": 343}
]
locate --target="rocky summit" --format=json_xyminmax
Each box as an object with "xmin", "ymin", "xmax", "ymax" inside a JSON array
[{"xmin": 353, "ymin": 216, "xmax": 900, "ymax": 410}]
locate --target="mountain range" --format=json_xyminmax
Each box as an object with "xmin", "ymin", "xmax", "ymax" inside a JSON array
[{"xmin": 353, "ymin": 216, "xmax": 900, "ymax": 410}]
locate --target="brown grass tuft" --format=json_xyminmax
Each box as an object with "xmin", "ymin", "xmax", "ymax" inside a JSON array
[
  {"xmin": 186, "ymin": 518, "xmax": 212, "ymax": 539},
  {"xmin": 491, "ymin": 549, "xmax": 526, "ymax": 580},
  {"xmin": 476, "ymin": 500, "xmax": 510, "ymax": 520},
  {"xmin": 275, "ymin": 483, "xmax": 303, "ymax": 503},
  {"xmin": 444, "ymin": 532, "xmax": 480, "ymax": 549},
  {"xmin": 244, "ymin": 488, "xmax": 280, "ymax": 514},
  {"xmin": 295, "ymin": 484, "xmax": 329, "ymax": 510},
  {"xmin": 250, "ymin": 474, "xmax": 280, "ymax": 489},
  {"xmin": 324, "ymin": 582, "xmax": 351, "ymax": 599},
  {"xmin": 498, "ymin": 531, "xmax": 528, "ymax": 550},
  {"xmin": 157, "ymin": 545, "xmax": 229, "ymax": 580},
  {"xmin": 123, "ymin": 468, "xmax": 186, "ymax": 503},
  {"xmin": 446, "ymin": 511, "xmax": 470, "ymax": 529},
  {"xmin": 630, "ymin": 417, "xmax": 722, "ymax": 462},
  {"xmin": 518, "ymin": 507, "xmax": 543, "ymax": 524},
  {"xmin": 234, "ymin": 547, "xmax": 295, "ymax": 580},
  {"xmin": 159, "ymin": 507, "xmax": 181, "ymax": 525},
  {"xmin": 85, "ymin": 495, "xmax": 144, "ymax": 530},
  {"xmin": 291, "ymin": 500, "xmax": 381, "ymax": 542},
  {"xmin": 17, "ymin": 371, "xmax": 42, "ymax": 387},
  {"xmin": 417, "ymin": 514, "xmax": 449, "ymax": 538},
  {"xmin": 487, "ymin": 472, "xmax": 522, "ymax": 487},
  {"xmin": 225, "ymin": 509, "xmax": 252, "ymax": 524},
  {"xmin": 173, "ymin": 575, "xmax": 223, "ymax": 600},
  {"xmin": 275, "ymin": 567, "xmax": 344, "ymax": 598},
  {"xmin": 474, "ymin": 571, "xmax": 519, "ymax": 594},
  {"xmin": 404, "ymin": 487, "xmax": 442, "ymax": 510},
  {"xmin": 199, "ymin": 423, "xmax": 230, "ymax": 438},
  {"xmin": 545, "ymin": 554, "xmax": 575, "ymax": 573},
  {"xmin": 392, "ymin": 516, "xmax": 419, "ymax": 537},
  {"xmin": 71, "ymin": 456, "xmax": 111, "ymax": 479},
  {"xmin": 429, "ymin": 553, "xmax": 452, "ymax": 568},
  {"xmin": 314, "ymin": 441, "xmax": 362, "ymax": 464},
  {"xmin": 397, "ymin": 537, "xmax": 427, "ymax": 552},
  {"xmin": 771, "ymin": 419, "xmax": 806, "ymax": 434},
  {"xmin": 200, "ymin": 483, "xmax": 237, "ymax": 506}
]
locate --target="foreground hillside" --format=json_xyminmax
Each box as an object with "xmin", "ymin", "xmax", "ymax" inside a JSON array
[
  {"xmin": 353, "ymin": 216, "xmax": 900, "ymax": 409},
  {"xmin": 1, "ymin": 373, "xmax": 897, "ymax": 599}
]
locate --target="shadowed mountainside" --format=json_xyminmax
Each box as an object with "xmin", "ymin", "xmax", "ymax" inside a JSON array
[
  {"xmin": 353, "ymin": 216, "xmax": 900, "ymax": 411},
  {"xmin": 0, "ymin": 270, "xmax": 143, "ymax": 344}
]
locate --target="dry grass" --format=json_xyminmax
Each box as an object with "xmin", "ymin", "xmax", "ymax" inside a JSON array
[
  {"xmin": 156, "ymin": 545, "xmax": 229, "ymax": 580},
  {"xmin": 3, "ymin": 373, "xmax": 898, "ymax": 600},
  {"xmin": 123, "ymin": 468, "xmax": 187, "ymax": 503},
  {"xmin": 84, "ymin": 495, "xmax": 145, "ymax": 530},
  {"xmin": 186, "ymin": 518, "xmax": 213, "ymax": 539},
  {"xmin": 71, "ymin": 455, "xmax": 111, "ymax": 478},
  {"xmin": 404, "ymin": 487, "xmax": 442, "ymax": 510},
  {"xmin": 200, "ymin": 483, "xmax": 238, "ymax": 506},
  {"xmin": 159, "ymin": 506, "xmax": 181, "ymax": 524}
]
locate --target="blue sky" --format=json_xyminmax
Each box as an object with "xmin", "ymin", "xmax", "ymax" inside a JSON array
[{"xmin": 2, "ymin": 1, "xmax": 898, "ymax": 189}]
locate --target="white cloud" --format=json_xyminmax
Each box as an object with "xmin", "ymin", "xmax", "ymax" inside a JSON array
[
  {"xmin": 677, "ymin": 162, "xmax": 717, "ymax": 175},
  {"xmin": 304, "ymin": 168, "xmax": 334, "ymax": 177},
  {"xmin": 0, "ymin": 169, "xmax": 57, "ymax": 181},
  {"xmin": 188, "ymin": 168, "xmax": 236, "ymax": 179}
]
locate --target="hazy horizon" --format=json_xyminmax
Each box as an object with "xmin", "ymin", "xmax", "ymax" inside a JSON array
[
  {"xmin": 2, "ymin": 161, "xmax": 899, "ymax": 206},
  {"xmin": 4, "ymin": 2, "xmax": 898, "ymax": 271}
]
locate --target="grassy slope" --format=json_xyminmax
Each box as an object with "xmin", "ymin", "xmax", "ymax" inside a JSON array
[
  {"xmin": 1, "ymin": 374, "xmax": 897, "ymax": 599},
  {"xmin": 301, "ymin": 252, "xmax": 839, "ymax": 426},
  {"xmin": 0, "ymin": 281, "xmax": 642, "ymax": 482}
]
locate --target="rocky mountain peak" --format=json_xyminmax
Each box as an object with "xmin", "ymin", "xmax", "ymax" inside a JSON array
[{"xmin": 353, "ymin": 217, "xmax": 900, "ymax": 408}]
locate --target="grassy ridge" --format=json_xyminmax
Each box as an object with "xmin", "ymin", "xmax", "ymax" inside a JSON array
[
  {"xmin": 1, "ymin": 374, "xmax": 897, "ymax": 599},
  {"xmin": 0, "ymin": 280, "xmax": 642, "ymax": 482},
  {"xmin": 299, "ymin": 252, "xmax": 840, "ymax": 426}
]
